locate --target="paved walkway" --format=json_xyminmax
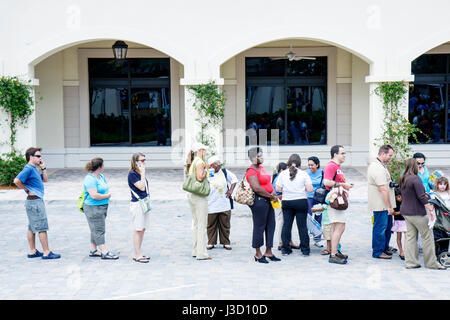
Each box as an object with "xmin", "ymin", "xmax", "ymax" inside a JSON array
[{"xmin": 0, "ymin": 167, "xmax": 449, "ymax": 300}]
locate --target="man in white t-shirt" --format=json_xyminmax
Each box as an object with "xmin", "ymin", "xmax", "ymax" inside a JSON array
[{"xmin": 206, "ymin": 156, "xmax": 238, "ymax": 250}]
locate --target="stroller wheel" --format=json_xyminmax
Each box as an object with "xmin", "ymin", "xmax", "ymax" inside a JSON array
[{"xmin": 438, "ymin": 252, "xmax": 450, "ymax": 267}]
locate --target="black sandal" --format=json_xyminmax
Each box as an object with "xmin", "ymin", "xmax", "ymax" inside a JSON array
[
  {"xmin": 133, "ymin": 257, "xmax": 149, "ymax": 263},
  {"xmin": 265, "ymin": 255, "xmax": 281, "ymax": 262},
  {"xmin": 101, "ymin": 252, "xmax": 119, "ymax": 260}
]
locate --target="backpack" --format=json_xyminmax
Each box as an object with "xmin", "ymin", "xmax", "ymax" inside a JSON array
[{"xmin": 78, "ymin": 190, "xmax": 85, "ymax": 213}]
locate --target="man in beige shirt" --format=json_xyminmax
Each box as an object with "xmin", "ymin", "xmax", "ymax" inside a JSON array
[{"xmin": 367, "ymin": 145, "xmax": 396, "ymax": 259}]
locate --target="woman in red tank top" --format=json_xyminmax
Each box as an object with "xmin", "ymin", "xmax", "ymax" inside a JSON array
[{"xmin": 246, "ymin": 147, "xmax": 281, "ymax": 264}]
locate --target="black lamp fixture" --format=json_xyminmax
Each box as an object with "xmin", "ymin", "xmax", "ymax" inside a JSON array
[{"xmin": 112, "ymin": 40, "xmax": 128, "ymax": 59}]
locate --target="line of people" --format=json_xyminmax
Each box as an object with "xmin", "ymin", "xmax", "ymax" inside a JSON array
[
  {"xmin": 14, "ymin": 148, "xmax": 154, "ymax": 262},
  {"xmin": 14, "ymin": 145, "xmax": 448, "ymax": 269},
  {"xmin": 184, "ymin": 143, "xmax": 353, "ymax": 264},
  {"xmin": 368, "ymin": 147, "xmax": 447, "ymax": 270}
]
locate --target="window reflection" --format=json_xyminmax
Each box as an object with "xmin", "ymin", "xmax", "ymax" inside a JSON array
[
  {"xmin": 246, "ymin": 86, "xmax": 284, "ymax": 145},
  {"xmin": 88, "ymin": 58, "xmax": 171, "ymax": 146},
  {"xmin": 409, "ymin": 84, "xmax": 445, "ymax": 143},
  {"xmin": 245, "ymin": 57, "xmax": 327, "ymax": 145},
  {"xmin": 286, "ymin": 86, "xmax": 326, "ymax": 144},
  {"xmin": 131, "ymin": 88, "xmax": 170, "ymax": 146},
  {"xmin": 90, "ymin": 88, "xmax": 130, "ymax": 145},
  {"xmin": 410, "ymin": 53, "xmax": 450, "ymax": 144}
]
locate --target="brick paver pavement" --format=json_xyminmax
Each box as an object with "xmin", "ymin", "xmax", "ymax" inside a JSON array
[{"xmin": 0, "ymin": 167, "xmax": 449, "ymax": 299}]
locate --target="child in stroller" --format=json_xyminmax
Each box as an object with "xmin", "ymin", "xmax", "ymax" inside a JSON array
[{"xmin": 429, "ymin": 180, "xmax": 450, "ymax": 267}]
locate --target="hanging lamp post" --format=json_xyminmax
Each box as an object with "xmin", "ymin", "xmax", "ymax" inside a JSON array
[{"xmin": 112, "ymin": 40, "xmax": 128, "ymax": 59}]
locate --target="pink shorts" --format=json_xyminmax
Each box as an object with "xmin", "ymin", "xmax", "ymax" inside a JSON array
[{"xmin": 391, "ymin": 220, "xmax": 407, "ymax": 233}]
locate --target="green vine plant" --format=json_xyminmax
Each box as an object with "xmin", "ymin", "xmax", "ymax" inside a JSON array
[
  {"xmin": 0, "ymin": 76, "xmax": 35, "ymax": 153},
  {"xmin": 0, "ymin": 76, "xmax": 35, "ymax": 185},
  {"xmin": 374, "ymin": 81, "xmax": 424, "ymax": 182},
  {"xmin": 187, "ymin": 81, "xmax": 226, "ymax": 156}
]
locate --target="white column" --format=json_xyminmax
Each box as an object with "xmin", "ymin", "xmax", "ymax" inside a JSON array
[{"xmin": 367, "ymin": 82, "xmax": 384, "ymax": 163}]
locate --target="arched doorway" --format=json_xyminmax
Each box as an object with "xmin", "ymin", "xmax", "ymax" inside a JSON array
[{"xmin": 31, "ymin": 39, "xmax": 185, "ymax": 167}]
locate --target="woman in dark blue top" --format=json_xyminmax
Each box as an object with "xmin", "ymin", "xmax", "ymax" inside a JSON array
[{"xmin": 128, "ymin": 153, "xmax": 151, "ymax": 263}]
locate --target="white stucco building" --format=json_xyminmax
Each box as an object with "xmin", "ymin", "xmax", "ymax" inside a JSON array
[{"xmin": 1, "ymin": 0, "xmax": 450, "ymax": 168}]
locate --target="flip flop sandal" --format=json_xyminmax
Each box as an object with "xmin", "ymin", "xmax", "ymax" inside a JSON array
[
  {"xmin": 142, "ymin": 255, "xmax": 150, "ymax": 260},
  {"xmin": 89, "ymin": 249, "xmax": 102, "ymax": 257},
  {"xmin": 133, "ymin": 257, "xmax": 149, "ymax": 263},
  {"xmin": 321, "ymin": 249, "xmax": 331, "ymax": 255}
]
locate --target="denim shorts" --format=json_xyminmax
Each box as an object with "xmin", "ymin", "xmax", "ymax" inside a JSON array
[{"xmin": 25, "ymin": 198, "xmax": 49, "ymax": 233}]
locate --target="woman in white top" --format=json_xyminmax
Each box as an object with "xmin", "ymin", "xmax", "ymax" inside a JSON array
[{"xmin": 276, "ymin": 154, "xmax": 313, "ymax": 256}]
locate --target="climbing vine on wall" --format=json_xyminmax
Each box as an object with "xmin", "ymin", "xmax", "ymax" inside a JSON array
[
  {"xmin": 374, "ymin": 81, "xmax": 423, "ymax": 181},
  {"xmin": 0, "ymin": 76, "xmax": 35, "ymax": 153},
  {"xmin": 187, "ymin": 81, "xmax": 226, "ymax": 155},
  {"xmin": 0, "ymin": 76, "xmax": 35, "ymax": 185}
]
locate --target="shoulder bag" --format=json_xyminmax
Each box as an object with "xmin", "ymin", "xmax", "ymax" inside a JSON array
[
  {"xmin": 313, "ymin": 171, "xmax": 336, "ymax": 204},
  {"xmin": 233, "ymin": 167, "xmax": 256, "ymax": 206},
  {"xmin": 182, "ymin": 161, "xmax": 211, "ymax": 197},
  {"xmin": 130, "ymin": 178, "xmax": 152, "ymax": 214}
]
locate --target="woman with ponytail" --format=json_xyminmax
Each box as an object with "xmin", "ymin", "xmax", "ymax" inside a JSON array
[
  {"xmin": 82, "ymin": 158, "xmax": 118, "ymax": 260},
  {"xmin": 275, "ymin": 154, "xmax": 313, "ymax": 256}
]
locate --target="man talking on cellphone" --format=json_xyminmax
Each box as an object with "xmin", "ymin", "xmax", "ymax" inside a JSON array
[{"xmin": 14, "ymin": 147, "xmax": 61, "ymax": 260}]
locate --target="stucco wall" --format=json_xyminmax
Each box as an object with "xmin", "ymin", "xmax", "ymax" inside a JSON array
[{"xmin": 34, "ymin": 52, "xmax": 65, "ymax": 149}]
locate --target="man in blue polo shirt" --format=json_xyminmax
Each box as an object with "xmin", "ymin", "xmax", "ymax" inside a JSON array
[{"xmin": 14, "ymin": 147, "xmax": 61, "ymax": 260}]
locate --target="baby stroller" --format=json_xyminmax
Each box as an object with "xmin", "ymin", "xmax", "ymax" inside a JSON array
[{"xmin": 429, "ymin": 194, "xmax": 450, "ymax": 267}]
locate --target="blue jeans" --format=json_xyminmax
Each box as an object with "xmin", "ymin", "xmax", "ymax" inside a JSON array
[{"xmin": 372, "ymin": 210, "xmax": 393, "ymax": 257}]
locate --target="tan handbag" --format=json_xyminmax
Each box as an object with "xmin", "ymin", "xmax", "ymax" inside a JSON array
[{"xmin": 233, "ymin": 168, "xmax": 256, "ymax": 206}]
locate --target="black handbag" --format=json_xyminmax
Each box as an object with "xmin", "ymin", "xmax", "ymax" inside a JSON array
[{"xmin": 313, "ymin": 171, "xmax": 336, "ymax": 204}]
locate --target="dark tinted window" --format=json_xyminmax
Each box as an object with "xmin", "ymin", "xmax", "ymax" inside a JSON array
[
  {"xmin": 412, "ymin": 54, "xmax": 447, "ymax": 74},
  {"xmin": 89, "ymin": 58, "xmax": 171, "ymax": 146},
  {"xmin": 246, "ymin": 58, "xmax": 285, "ymax": 77},
  {"xmin": 89, "ymin": 59, "xmax": 129, "ymax": 78},
  {"xmin": 409, "ymin": 54, "xmax": 450, "ymax": 144},
  {"xmin": 287, "ymin": 57, "xmax": 327, "ymax": 77},
  {"xmin": 246, "ymin": 57, "xmax": 327, "ymax": 145}
]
